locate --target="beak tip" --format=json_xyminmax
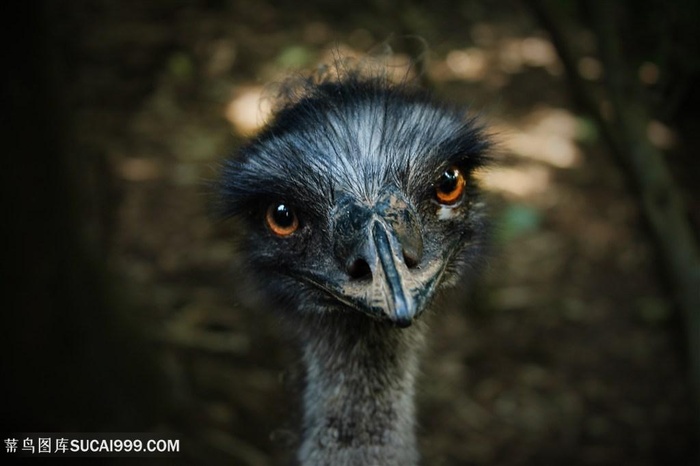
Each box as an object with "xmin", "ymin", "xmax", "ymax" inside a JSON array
[
  {"xmin": 393, "ymin": 316, "xmax": 414, "ymax": 328},
  {"xmin": 389, "ymin": 303, "xmax": 416, "ymax": 328}
]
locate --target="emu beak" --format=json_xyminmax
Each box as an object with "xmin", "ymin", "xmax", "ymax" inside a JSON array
[
  {"xmin": 372, "ymin": 221, "xmax": 418, "ymax": 328},
  {"xmin": 321, "ymin": 190, "xmax": 438, "ymax": 328}
]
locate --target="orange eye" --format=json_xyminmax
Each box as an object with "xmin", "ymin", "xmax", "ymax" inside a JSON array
[
  {"xmin": 266, "ymin": 203, "xmax": 299, "ymax": 236},
  {"xmin": 435, "ymin": 166, "xmax": 466, "ymax": 205}
]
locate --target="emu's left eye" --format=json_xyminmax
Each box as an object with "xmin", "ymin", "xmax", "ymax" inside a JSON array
[
  {"xmin": 435, "ymin": 166, "xmax": 466, "ymax": 205},
  {"xmin": 266, "ymin": 203, "xmax": 299, "ymax": 236}
]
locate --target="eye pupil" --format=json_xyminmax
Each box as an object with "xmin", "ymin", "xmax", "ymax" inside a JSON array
[
  {"xmin": 266, "ymin": 202, "xmax": 299, "ymax": 236},
  {"xmin": 438, "ymin": 169, "xmax": 459, "ymax": 193},
  {"xmin": 272, "ymin": 204, "xmax": 294, "ymax": 227}
]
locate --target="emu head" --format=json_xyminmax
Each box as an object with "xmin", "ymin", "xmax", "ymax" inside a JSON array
[{"xmin": 221, "ymin": 75, "xmax": 489, "ymax": 327}]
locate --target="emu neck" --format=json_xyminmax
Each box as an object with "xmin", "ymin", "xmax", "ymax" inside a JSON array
[{"xmin": 297, "ymin": 314, "xmax": 426, "ymax": 466}]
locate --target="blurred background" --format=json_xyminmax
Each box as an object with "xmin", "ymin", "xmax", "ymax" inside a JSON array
[{"xmin": 3, "ymin": 1, "xmax": 699, "ymax": 465}]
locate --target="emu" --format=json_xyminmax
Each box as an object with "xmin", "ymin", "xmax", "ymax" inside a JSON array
[{"xmin": 220, "ymin": 69, "xmax": 489, "ymax": 465}]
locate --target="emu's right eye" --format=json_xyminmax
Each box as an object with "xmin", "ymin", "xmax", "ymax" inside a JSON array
[{"xmin": 266, "ymin": 203, "xmax": 299, "ymax": 237}]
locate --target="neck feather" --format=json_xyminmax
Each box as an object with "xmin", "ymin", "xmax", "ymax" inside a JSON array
[{"xmin": 296, "ymin": 313, "xmax": 426, "ymax": 466}]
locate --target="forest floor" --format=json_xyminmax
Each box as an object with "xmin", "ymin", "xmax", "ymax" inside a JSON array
[{"xmin": 71, "ymin": 1, "xmax": 695, "ymax": 465}]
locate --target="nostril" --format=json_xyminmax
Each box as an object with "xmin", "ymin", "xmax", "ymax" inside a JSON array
[
  {"xmin": 403, "ymin": 251, "xmax": 420, "ymax": 269},
  {"xmin": 347, "ymin": 258, "xmax": 372, "ymax": 280}
]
